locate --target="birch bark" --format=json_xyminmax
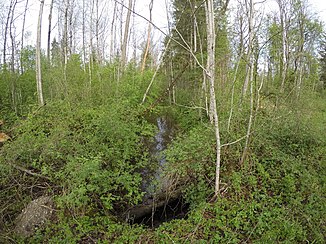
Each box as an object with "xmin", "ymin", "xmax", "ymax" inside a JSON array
[
  {"xmin": 121, "ymin": 0, "xmax": 133, "ymax": 69},
  {"xmin": 206, "ymin": 0, "xmax": 221, "ymax": 196},
  {"xmin": 36, "ymin": 0, "xmax": 45, "ymax": 106}
]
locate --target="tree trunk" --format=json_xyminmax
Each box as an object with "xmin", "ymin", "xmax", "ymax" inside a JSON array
[
  {"xmin": 206, "ymin": 0, "xmax": 221, "ymax": 196},
  {"xmin": 242, "ymin": 0, "xmax": 254, "ymax": 97},
  {"xmin": 21, "ymin": 0, "xmax": 29, "ymax": 73},
  {"xmin": 95, "ymin": 0, "xmax": 100, "ymax": 63},
  {"xmin": 240, "ymin": 0, "xmax": 255, "ymax": 164},
  {"xmin": 3, "ymin": 0, "xmax": 15, "ymax": 67},
  {"xmin": 69, "ymin": 0, "xmax": 74, "ymax": 55},
  {"xmin": 9, "ymin": 0, "xmax": 17, "ymax": 73},
  {"xmin": 82, "ymin": 0, "xmax": 86, "ymax": 71},
  {"xmin": 141, "ymin": 0, "xmax": 153, "ymax": 74},
  {"xmin": 121, "ymin": 0, "xmax": 133, "ymax": 70},
  {"xmin": 47, "ymin": 0, "xmax": 54, "ymax": 63},
  {"xmin": 9, "ymin": 0, "xmax": 17, "ymax": 113},
  {"xmin": 89, "ymin": 0, "xmax": 94, "ymax": 85},
  {"xmin": 110, "ymin": 2, "xmax": 117, "ymax": 62},
  {"xmin": 63, "ymin": 0, "xmax": 69, "ymax": 81},
  {"xmin": 277, "ymin": 0, "xmax": 289, "ymax": 92},
  {"xmin": 36, "ymin": 0, "xmax": 45, "ymax": 107}
]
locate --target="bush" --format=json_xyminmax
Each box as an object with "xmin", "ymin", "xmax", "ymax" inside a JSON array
[{"xmin": 0, "ymin": 98, "xmax": 156, "ymax": 234}]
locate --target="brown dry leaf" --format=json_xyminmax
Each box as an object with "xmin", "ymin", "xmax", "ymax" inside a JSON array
[{"xmin": 0, "ymin": 132, "xmax": 10, "ymax": 142}]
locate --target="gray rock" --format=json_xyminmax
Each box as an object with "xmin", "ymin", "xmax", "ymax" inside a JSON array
[{"xmin": 15, "ymin": 196, "xmax": 54, "ymax": 237}]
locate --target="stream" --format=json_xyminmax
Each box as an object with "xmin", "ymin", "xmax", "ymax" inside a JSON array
[
  {"xmin": 141, "ymin": 116, "xmax": 174, "ymax": 200},
  {"xmin": 124, "ymin": 116, "xmax": 189, "ymax": 227}
]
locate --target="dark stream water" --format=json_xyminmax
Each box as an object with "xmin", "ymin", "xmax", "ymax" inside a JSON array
[
  {"xmin": 141, "ymin": 116, "xmax": 174, "ymax": 197},
  {"xmin": 133, "ymin": 116, "xmax": 189, "ymax": 227}
]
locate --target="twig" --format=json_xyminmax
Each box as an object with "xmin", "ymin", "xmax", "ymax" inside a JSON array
[
  {"xmin": 8, "ymin": 162, "xmax": 50, "ymax": 180},
  {"xmin": 221, "ymin": 135, "xmax": 248, "ymax": 148}
]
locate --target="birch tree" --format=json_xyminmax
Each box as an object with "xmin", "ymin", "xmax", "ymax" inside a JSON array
[
  {"xmin": 63, "ymin": 0, "xmax": 70, "ymax": 81},
  {"xmin": 20, "ymin": 0, "xmax": 29, "ymax": 73},
  {"xmin": 240, "ymin": 0, "xmax": 255, "ymax": 164},
  {"xmin": 276, "ymin": 0, "xmax": 290, "ymax": 92},
  {"xmin": 47, "ymin": 0, "xmax": 54, "ymax": 62},
  {"xmin": 121, "ymin": 0, "xmax": 133, "ymax": 69},
  {"xmin": 241, "ymin": 0, "xmax": 254, "ymax": 97},
  {"xmin": 3, "ymin": 0, "xmax": 16, "ymax": 66},
  {"xmin": 36, "ymin": 0, "xmax": 45, "ymax": 106},
  {"xmin": 205, "ymin": 0, "xmax": 221, "ymax": 196},
  {"xmin": 141, "ymin": 0, "xmax": 153, "ymax": 73}
]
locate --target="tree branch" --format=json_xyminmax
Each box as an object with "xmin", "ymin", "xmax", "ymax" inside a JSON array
[{"xmin": 8, "ymin": 162, "xmax": 50, "ymax": 180}]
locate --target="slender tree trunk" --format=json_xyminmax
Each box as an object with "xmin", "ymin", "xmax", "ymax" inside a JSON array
[
  {"xmin": 206, "ymin": 0, "xmax": 221, "ymax": 196},
  {"xmin": 296, "ymin": 6, "xmax": 305, "ymax": 98},
  {"xmin": 121, "ymin": 0, "xmax": 133, "ymax": 69},
  {"xmin": 95, "ymin": 0, "xmax": 100, "ymax": 63},
  {"xmin": 69, "ymin": 0, "xmax": 74, "ymax": 55},
  {"xmin": 47, "ymin": 0, "xmax": 54, "ymax": 63},
  {"xmin": 242, "ymin": 0, "xmax": 254, "ymax": 97},
  {"xmin": 110, "ymin": 2, "xmax": 117, "ymax": 62},
  {"xmin": 277, "ymin": 0, "xmax": 288, "ymax": 92},
  {"xmin": 9, "ymin": 0, "xmax": 17, "ymax": 73},
  {"xmin": 36, "ymin": 0, "xmax": 45, "ymax": 106},
  {"xmin": 204, "ymin": 3, "xmax": 214, "ymax": 123},
  {"xmin": 9, "ymin": 0, "xmax": 17, "ymax": 113},
  {"xmin": 141, "ymin": 0, "xmax": 153, "ymax": 74},
  {"xmin": 3, "ymin": 0, "xmax": 15, "ymax": 67},
  {"xmin": 82, "ymin": 0, "xmax": 86, "ymax": 71},
  {"xmin": 20, "ymin": 0, "xmax": 29, "ymax": 73},
  {"xmin": 240, "ymin": 0, "xmax": 255, "ymax": 165},
  {"xmin": 89, "ymin": 0, "xmax": 95, "ymax": 85},
  {"xmin": 132, "ymin": 0, "xmax": 137, "ymax": 62},
  {"xmin": 63, "ymin": 0, "xmax": 69, "ymax": 81}
]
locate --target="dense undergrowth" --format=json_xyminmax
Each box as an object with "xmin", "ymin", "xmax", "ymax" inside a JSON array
[{"xmin": 0, "ymin": 65, "xmax": 325, "ymax": 242}]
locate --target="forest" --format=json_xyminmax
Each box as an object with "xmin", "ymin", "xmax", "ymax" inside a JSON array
[{"xmin": 0, "ymin": 0, "xmax": 325, "ymax": 242}]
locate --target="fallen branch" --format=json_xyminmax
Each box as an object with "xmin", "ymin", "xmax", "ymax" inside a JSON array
[
  {"xmin": 221, "ymin": 135, "xmax": 248, "ymax": 148},
  {"xmin": 8, "ymin": 162, "xmax": 50, "ymax": 180}
]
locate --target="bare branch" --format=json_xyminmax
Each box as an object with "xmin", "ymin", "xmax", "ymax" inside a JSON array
[
  {"xmin": 8, "ymin": 162, "xmax": 50, "ymax": 180},
  {"xmin": 113, "ymin": 0, "xmax": 207, "ymax": 73}
]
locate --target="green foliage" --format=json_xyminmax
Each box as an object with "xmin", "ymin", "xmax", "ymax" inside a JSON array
[
  {"xmin": 1, "ymin": 61, "xmax": 325, "ymax": 243},
  {"xmin": 319, "ymin": 33, "xmax": 326, "ymax": 90},
  {"xmin": 0, "ymin": 93, "xmax": 156, "ymax": 235},
  {"xmin": 20, "ymin": 45, "xmax": 36, "ymax": 71},
  {"xmin": 163, "ymin": 124, "xmax": 216, "ymax": 205}
]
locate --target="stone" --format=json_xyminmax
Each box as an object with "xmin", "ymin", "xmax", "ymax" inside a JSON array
[{"xmin": 15, "ymin": 196, "xmax": 54, "ymax": 237}]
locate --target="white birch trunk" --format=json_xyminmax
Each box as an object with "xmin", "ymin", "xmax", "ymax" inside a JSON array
[
  {"xmin": 47, "ymin": 0, "xmax": 54, "ymax": 63},
  {"xmin": 141, "ymin": 0, "xmax": 153, "ymax": 74},
  {"xmin": 242, "ymin": 0, "xmax": 254, "ymax": 97},
  {"xmin": 240, "ymin": 0, "xmax": 255, "ymax": 164},
  {"xmin": 36, "ymin": 0, "xmax": 45, "ymax": 106},
  {"xmin": 21, "ymin": 0, "xmax": 29, "ymax": 73},
  {"xmin": 206, "ymin": 0, "xmax": 222, "ymax": 196},
  {"xmin": 121, "ymin": 0, "xmax": 133, "ymax": 69}
]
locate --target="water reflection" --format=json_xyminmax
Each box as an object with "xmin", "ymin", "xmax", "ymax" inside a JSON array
[{"xmin": 142, "ymin": 116, "xmax": 174, "ymax": 200}]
